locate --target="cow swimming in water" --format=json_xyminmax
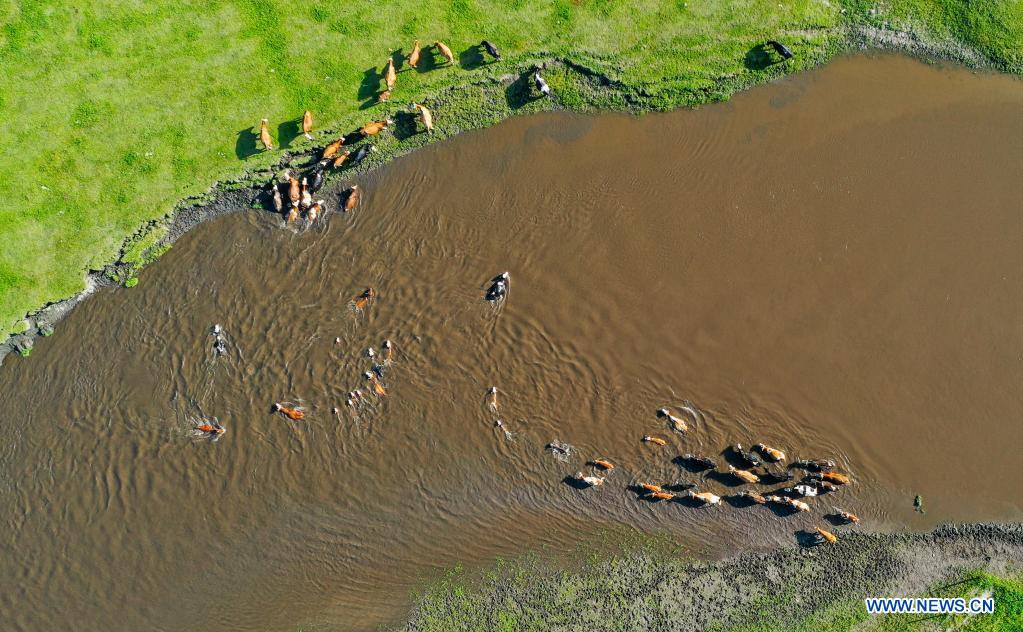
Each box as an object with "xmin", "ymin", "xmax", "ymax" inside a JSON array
[{"xmin": 485, "ymin": 272, "xmax": 509, "ymax": 302}]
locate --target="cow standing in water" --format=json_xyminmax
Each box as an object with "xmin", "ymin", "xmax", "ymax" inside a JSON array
[
  {"xmin": 309, "ymin": 168, "xmax": 324, "ymax": 193},
  {"xmin": 573, "ymin": 472, "xmax": 605, "ymax": 487},
  {"xmin": 307, "ymin": 200, "xmax": 324, "ymax": 223},
  {"xmin": 364, "ymin": 371, "xmax": 387, "ymax": 396},
  {"xmin": 353, "ymin": 286, "xmax": 376, "ymax": 309},
  {"xmin": 687, "ymin": 490, "xmax": 721, "ymax": 506},
  {"xmin": 300, "ymin": 177, "xmax": 312, "ymax": 209},
  {"xmin": 270, "ymin": 181, "xmax": 283, "ymax": 214},
  {"xmin": 343, "ymin": 185, "xmax": 361, "ymax": 212},
  {"xmin": 212, "ymin": 324, "xmax": 227, "ymax": 356},
  {"xmin": 287, "ymin": 172, "xmax": 300, "ymax": 205}
]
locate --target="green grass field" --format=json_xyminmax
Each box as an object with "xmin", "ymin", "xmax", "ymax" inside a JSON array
[{"xmin": 1, "ymin": 0, "xmax": 1021, "ymax": 337}]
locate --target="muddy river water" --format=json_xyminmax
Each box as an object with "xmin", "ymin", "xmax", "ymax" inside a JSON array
[{"xmin": 2, "ymin": 54, "xmax": 1023, "ymax": 630}]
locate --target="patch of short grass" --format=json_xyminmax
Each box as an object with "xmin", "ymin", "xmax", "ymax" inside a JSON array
[{"xmin": 1, "ymin": 0, "xmax": 1020, "ymax": 334}]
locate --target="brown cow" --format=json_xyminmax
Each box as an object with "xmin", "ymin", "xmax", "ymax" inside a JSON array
[
  {"xmin": 344, "ymin": 184, "xmax": 361, "ymax": 211},
  {"xmin": 411, "ymin": 102, "xmax": 433, "ymax": 133},
  {"xmin": 360, "ymin": 119, "xmax": 393, "ymax": 136},
  {"xmin": 409, "ymin": 40, "xmax": 421, "ymax": 68},
  {"xmin": 435, "ymin": 40, "xmax": 456, "ymax": 64},
  {"xmin": 385, "ymin": 58, "xmax": 396, "ymax": 90},
  {"xmin": 333, "ymin": 150, "xmax": 351, "ymax": 169},
  {"xmin": 322, "ymin": 137, "xmax": 344, "ymax": 160},
  {"xmin": 274, "ymin": 403, "xmax": 305, "ymax": 420},
  {"xmin": 302, "ymin": 110, "xmax": 313, "ymax": 140},
  {"xmin": 259, "ymin": 118, "xmax": 273, "ymax": 150}
]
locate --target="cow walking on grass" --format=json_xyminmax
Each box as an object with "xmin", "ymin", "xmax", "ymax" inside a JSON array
[
  {"xmin": 385, "ymin": 58, "xmax": 397, "ymax": 90},
  {"xmin": 766, "ymin": 40, "xmax": 794, "ymax": 60},
  {"xmin": 481, "ymin": 40, "xmax": 500, "ymax": 61},
  {"xmin": 302, "ymin": 110, "xmax": 314, "ymax": 140},
  {"xmin": 411, "ymin": 102, "xmax": 434, "ymax": 133},
  {"xmin": 534, "ymin": 71, "xmax": 551, "ymax": 97},
  {"xmin": 259, "ymin": 118, "xmax": 273, "ymax": 150},
  {"xmin": 360, "ymin": 119, "xmax": 392, "ymax": 136},
  {"xmin": 435, "ymin": 40, "xmax": 456, "ymax": 65},
  {"xmin": 409, "ymin": 40, "xmax": 421, "ymax": 68}
]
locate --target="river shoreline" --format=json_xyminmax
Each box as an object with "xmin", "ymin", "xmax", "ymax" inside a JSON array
[
  {"xmin": 3, "ymin": 42, "xmax": 1022, "ymax": 630},
  {"xmin": 1, "ymin": 20, "xmax": 1019, "ymax": 365},
  {"xmin": 401, "ymin": 523, "xmax": 1023, "ymax": 631}
]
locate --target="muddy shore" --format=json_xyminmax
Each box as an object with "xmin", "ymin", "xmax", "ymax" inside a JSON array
[
  {"xmin": 401, "ymin": 523, "xmax": 1023, "ymax": 630},
  {"xmin": 2, "ymin": 20, "xmax": 1019, "ymax": 364}
]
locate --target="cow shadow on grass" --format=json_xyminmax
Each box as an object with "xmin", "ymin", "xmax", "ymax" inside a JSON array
[
  {"xmin": 505, "ymin": 72, "xmax": 539, "ymax": 109},
  {"xmin": 392, "ymin": 111, "xmax": 420, "ymax": 141},
  {"xmin": 389, "ymin": 49, "xmax": 406, "ymax": 73},
  {"xmin": 744, "ymin": 44, "xmax": 782, "ymax": 71},
  {"xmin": 277, "ymin": 118, "xmax": 302, "ymax": 149},
  {"xmin": 235, "ymin": 127, "xmax": 260, "ymax": 159},
  {"xmin": 359, "ymin": 67, "xmax": 381, "ymax": 101},
  {"xmin": 415, "ymin": 46, "xmax": 442, "ymax": 73},
  {"xmin": 459, "ymin": 45, "xmax": 485, "ymax": 69}
]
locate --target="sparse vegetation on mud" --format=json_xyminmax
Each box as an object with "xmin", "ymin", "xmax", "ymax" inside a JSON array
[{"xmin": 400, "ymin": 524, "xmax": 1023, "ymax": 631}]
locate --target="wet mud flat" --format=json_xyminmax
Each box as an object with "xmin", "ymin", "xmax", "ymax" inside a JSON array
[
  {"xmin": 0, "ymin": 54, "xmax": 1022, "ymax": 630},
  {"xmin": 402, "ymin": 523, "xmax": 1023, "ymax": 631}
]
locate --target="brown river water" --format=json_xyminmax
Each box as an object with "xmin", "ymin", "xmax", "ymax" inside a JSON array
[{"xmin": 2, "ymin": 54, "xmax": 1023, "ymax": 630}]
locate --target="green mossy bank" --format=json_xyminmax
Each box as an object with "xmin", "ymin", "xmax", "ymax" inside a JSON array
[
  {"xmin": 1, "ymin": 1, "xmax": 1021, "ymax": 346},
  {"xmin": 399, "ymin": 524, "xmax": 1023, "ymax": 632}
]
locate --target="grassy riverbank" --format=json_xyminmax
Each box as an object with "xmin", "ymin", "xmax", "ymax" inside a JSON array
[
  {"xmin": 401, "ymin": 524, "xmax": 1023, "ymax": 631},
  {"xmin": 1, "ymin": 1, "xmax": 1021, "ymax": 342}
]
